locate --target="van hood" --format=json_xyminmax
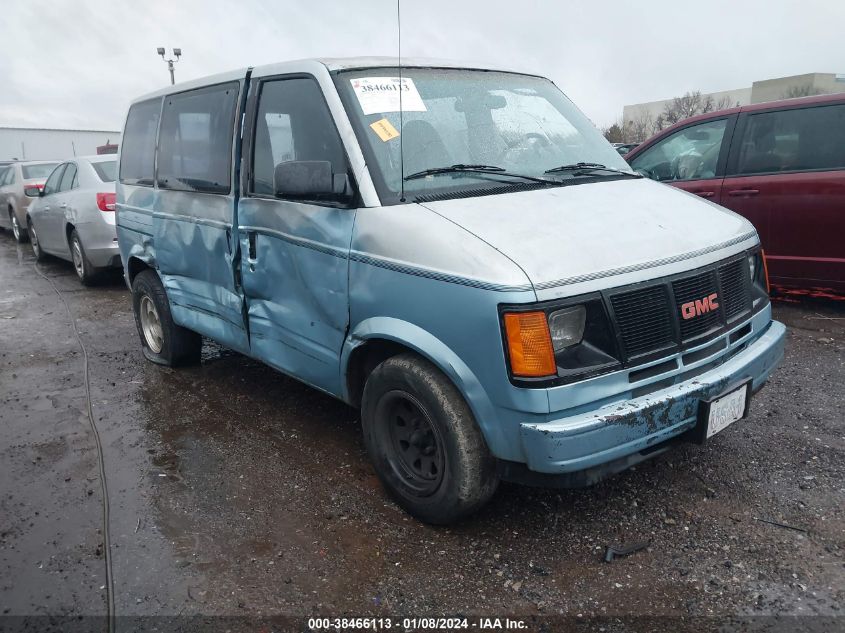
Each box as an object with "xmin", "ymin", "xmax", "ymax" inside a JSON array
[{"xmin": 417, "ymin": 178, "xmax": 758, "ymax": 298}]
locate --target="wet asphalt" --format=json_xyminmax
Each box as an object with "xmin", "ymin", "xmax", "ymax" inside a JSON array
[{"xmin": 0, "ymin": 231, "xmax": 843, "ymax": 629}]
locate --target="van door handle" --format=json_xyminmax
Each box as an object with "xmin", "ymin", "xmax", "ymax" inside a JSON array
[
  {"xmin": 728, "ymin": 189, "xmax": 759, "ymax": 197},
  {"xmin": 59, "ymin": 203, "xmax": 67, "ymax": 208},
  {"xmin": 693, "ymin": 191, "xmax": 715, "ymax": 198}
]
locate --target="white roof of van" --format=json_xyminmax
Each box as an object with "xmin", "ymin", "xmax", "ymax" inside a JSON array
[{"xmin": 129, "ymin": 57, "xmax": 543, "ymax": 105}]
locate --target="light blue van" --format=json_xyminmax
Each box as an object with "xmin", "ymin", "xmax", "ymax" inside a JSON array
[{"xmin": 116, "ymin": 58, "xmax": 785, "ymax": 523}]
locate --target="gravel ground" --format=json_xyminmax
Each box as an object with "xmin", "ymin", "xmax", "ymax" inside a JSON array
[{"xmin": 0, "ymin": 232, "xmax": 842, "ymax": 632}]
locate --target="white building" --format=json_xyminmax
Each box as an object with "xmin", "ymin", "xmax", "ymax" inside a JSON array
[
  {"xmin": 622, "ymin": 72, "xmax": 845, "ymax": 128},
  {"xmin": 0, "ymin": 127, "xmax": 121, "ymax": 162}
]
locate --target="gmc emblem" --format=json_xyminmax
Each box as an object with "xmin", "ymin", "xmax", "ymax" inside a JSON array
[{"xmin": 681, "ymin": 293, "xmax": 719, "ymax": 320}]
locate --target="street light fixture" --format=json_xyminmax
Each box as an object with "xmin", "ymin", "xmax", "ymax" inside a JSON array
[{"xmin": 157, "ymin": 47, "xmax": 182, "ymax": 85}]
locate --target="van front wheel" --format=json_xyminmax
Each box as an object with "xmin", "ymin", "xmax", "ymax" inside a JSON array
[
  {"xmin": 131, "ymin": 270, "xmax": 201, "ymax": 366},
  {"xmin": 361, "ymin": 353, "xmax": 499, "ymax": 524}
]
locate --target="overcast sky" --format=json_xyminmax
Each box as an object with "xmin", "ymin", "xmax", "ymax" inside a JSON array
[{"xmin": 0, "ymin": 0, "xmax": 842, "ymax": 131}]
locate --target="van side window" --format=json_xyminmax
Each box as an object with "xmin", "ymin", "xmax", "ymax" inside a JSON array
[
  {"xmin": 629, "ymin": 119, "xmax": 727, "ymax": 182},
  {"xmin": 120, "ymin": 98, "xmax": 161, "ymax": 186},
  {"xmin": 732, "ymin": 104, "xmax": 845, "ymax": 175},
  {"xmin": 251, "ymin": 77, "xmax": 349, "ymax": 197},
  {"xmin": 157, "ymin": 83, "xmax": 239, "ymax": 194}
]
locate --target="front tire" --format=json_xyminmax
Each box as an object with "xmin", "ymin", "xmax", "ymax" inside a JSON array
[
  {"xmin": 131, "ymin": 269, "xmax": 202, "ymax": 366},
  {"xmin": 361, "ymin": 353, "xmax": 499, "ymax": 524},
  {"xmin": 10, "ymin": 210, "xmax": 28, "ymax": 243}
]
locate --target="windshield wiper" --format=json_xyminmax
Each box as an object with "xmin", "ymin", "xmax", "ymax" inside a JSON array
[
  {"xmin": 404, "ymin": 164, "xmax": 556, "ymax": 185},
  {"xmin": 544, "ymin": 162, "xmax": 640, "ymax": 177}
]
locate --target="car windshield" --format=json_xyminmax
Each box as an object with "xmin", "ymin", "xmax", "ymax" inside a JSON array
[
  {"xmin": 334, "ymin": 67, "xmax": 632, "ymax": 204},
  {"xmin": 92, "ymin": 160, "xmax": 117, "ymax": 182},
  {"xmin": 22, "ymin": 163, "xmax": 59, "ymax": 179}
]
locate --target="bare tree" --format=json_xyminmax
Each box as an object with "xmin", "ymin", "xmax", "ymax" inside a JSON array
[
  {"xmin": 782, "ymin": 84, "xmax": 822, "ymax": 99},
  {"xmin": 714, "ymin": 95, "xmax": 736, "ymax": 110},
  {"xmin": 623, "ymin": 109, "xmax": 657, "ymax": 143},
  {"xmin": 662, "ymin": 91, "xmax": 708, "ymax": 126}
]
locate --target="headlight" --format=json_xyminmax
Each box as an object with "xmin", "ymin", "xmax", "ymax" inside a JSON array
[
  {"xmin": 501, "ymin": 296, "xmax": 622, "ymax": 384},
  {"xmin": 548, "ymin": 305, "xmax": 586, "ymax": 351}
]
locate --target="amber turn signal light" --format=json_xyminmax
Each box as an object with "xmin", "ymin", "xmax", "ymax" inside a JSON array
[{"xmin": 503, "ymin": 311, "xmax": 557, "ymax": 378}]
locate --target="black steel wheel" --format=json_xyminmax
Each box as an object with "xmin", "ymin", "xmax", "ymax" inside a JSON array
[
  {"xmin": 377, "ymin": 391, "xmax": 446, "ymax": 496},
  {"xmin": 362, "ymin": 353, "xmax": 499, "ymax": 524}
]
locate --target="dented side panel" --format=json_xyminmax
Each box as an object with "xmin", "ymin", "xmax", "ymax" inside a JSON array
[
  {"xmin": 237, "ymin": 197, "xmax": 356, "ymax": 397},
  {"xmin": 152, "ymin": 190, "xmax": 249, "ymax": 353}
]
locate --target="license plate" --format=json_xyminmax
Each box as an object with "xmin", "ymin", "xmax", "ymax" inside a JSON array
[{"xmin": 706, "ymin": 383, "xmax": 749, "ymax": 438}]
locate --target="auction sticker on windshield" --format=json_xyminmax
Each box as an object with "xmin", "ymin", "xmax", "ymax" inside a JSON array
[
  {"xmin": 706, "ymin": 383, "xmax": 748, "ymax": 438},
  {"xmin": 350, "ymin": 77, "xmax": 426, "ymax": 115}
]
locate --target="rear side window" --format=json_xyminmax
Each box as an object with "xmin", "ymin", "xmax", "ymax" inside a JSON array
[
  {"xmin": 732, "ymin": 104, "xmax": 845, "ymax": 175},
  {"xmin": 92, "ymin": 161, "xmax": 116, "ymax": 182},
  {"xmin": 59, "ymin": 164, "xmax": 78, "ymax": 191},
  {"xmin": 157, "ymin": 82, "xmax": 239, "ymax": 194},
  {"xmin": 120, "ymin": 98, "xmax": 161, "ymax": 185}
]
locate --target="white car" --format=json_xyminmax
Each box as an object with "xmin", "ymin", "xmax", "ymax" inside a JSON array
[{"xmin": 26, "ymin": 156, "xmax": 120, "ymax": 284}]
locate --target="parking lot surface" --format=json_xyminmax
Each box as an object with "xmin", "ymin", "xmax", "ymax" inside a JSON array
[{"xmin": 0, "ymin": 233, "xmax": 842, "ymax": 627}]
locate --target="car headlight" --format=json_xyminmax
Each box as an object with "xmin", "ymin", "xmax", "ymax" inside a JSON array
[
  {"xmin": 501, "ymin": 296, "xmax": 622, "ymax": 384},
  {"xmin": 548, "ymin": 305, "xmax": 586, "ymax": 351}
]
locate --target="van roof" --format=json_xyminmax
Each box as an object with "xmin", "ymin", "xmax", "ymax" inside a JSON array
[{"xmin": 128, "ymin": 56, "xmax": 541, "ymax": 105}]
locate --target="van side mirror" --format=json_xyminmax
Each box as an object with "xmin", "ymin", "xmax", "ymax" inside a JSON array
[
  {"xmin": 273, "ymin": 160, "xmax": 352, "ymax": 203},
  {"xmin": 24, "ymin": 185, "xmax": 43, "ymax": 197}
]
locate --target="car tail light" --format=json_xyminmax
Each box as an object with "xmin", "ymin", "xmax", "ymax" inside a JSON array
[
  {"xmin": 24, "ymin": 183, "xmax": 44, "ymax": 197},
  {"xmin": 97, "ymin": 192, "xmax": 116, "ymax": 212}
]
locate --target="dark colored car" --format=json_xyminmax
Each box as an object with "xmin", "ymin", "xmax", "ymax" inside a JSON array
[
  {"xmin": 614, "ymin": 143, "xmax": 639, "ymax": 156},
  {"xmin": 625, "ymin": 93, "xmax": 845, "ymax": 292}
]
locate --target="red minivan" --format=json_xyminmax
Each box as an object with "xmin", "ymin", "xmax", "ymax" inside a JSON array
[{"xmin": 625, "ymin": 93, "xmax": 845, "ymax": 292}]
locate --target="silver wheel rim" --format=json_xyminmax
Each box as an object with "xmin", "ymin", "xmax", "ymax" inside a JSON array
[
  {"xmin": 72, "ymin": 238, "xmax": 85, "ymax": 278},
  {"xmin": 139, "ymin": 295, "xmax": 164, "ymax": 353},
  {"xmin": 11, "ymin": 215, "xmax": 20, "ymax": 240},
  {"xmin": 30, "ymin": 225, "xmax": 40, "ymax": 256}
]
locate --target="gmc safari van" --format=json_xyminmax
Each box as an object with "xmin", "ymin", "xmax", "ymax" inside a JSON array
[{"xmin": 117, "ymin": 58, "xmax": 785, "ymax": 524}]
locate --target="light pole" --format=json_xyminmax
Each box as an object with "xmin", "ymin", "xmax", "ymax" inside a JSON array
[{"xmin": 157, "ymin": 47, "xmax": 182, "ymax": 85}]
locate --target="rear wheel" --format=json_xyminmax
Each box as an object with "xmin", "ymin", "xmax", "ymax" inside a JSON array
[
  {"xmin": 131, "ymin": 269, "xmax": 201, "ymax": 366},
  {"xmin": 10, "ymin": 210, "xmax": 28, "ymax": 243},
  {"xmin": 28, "ymin": 219, "xmax": 47, "ymax": 262},
  {"xmin": 361, "ymin": 353, "xmax": 499, "ymax": 524},
  {"xmin": 69, "ymin": 229, "xmax": 97, "ymax": 286}
]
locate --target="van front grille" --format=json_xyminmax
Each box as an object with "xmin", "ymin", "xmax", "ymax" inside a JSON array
[
  {"xmin": 610, "ymin": 285, "xmax": 675, "ymax": 358},
  {"xmin": 606, "ymin": 255, "xmax": 754, "ymax": 363},
  {"xmin": 673, "ymin": 269, "xmax": 721, "ymax": 341},
  {"xmin": 719, "ymin": 258, "xmax": 751, "ymax": 321}
]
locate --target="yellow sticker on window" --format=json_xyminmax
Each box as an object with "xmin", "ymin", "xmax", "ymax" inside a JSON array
[{"xmin": 369, "ymin": 118, "xmax": 400, "ymax": 142}]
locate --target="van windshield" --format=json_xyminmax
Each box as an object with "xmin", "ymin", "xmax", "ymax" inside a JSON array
[{"xmin": 334, "ymin": 67, "xmax": 632, "ymax": 204}]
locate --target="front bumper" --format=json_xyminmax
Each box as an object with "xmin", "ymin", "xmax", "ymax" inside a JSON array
[{"xmin": 518, "ymin": 319, "xmax": 786, "ymax": 475}]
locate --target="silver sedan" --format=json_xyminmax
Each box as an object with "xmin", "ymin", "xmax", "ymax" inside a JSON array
[{"xmin": 26, "ymin": 156, "xmax": 121, "ymax": 285}]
